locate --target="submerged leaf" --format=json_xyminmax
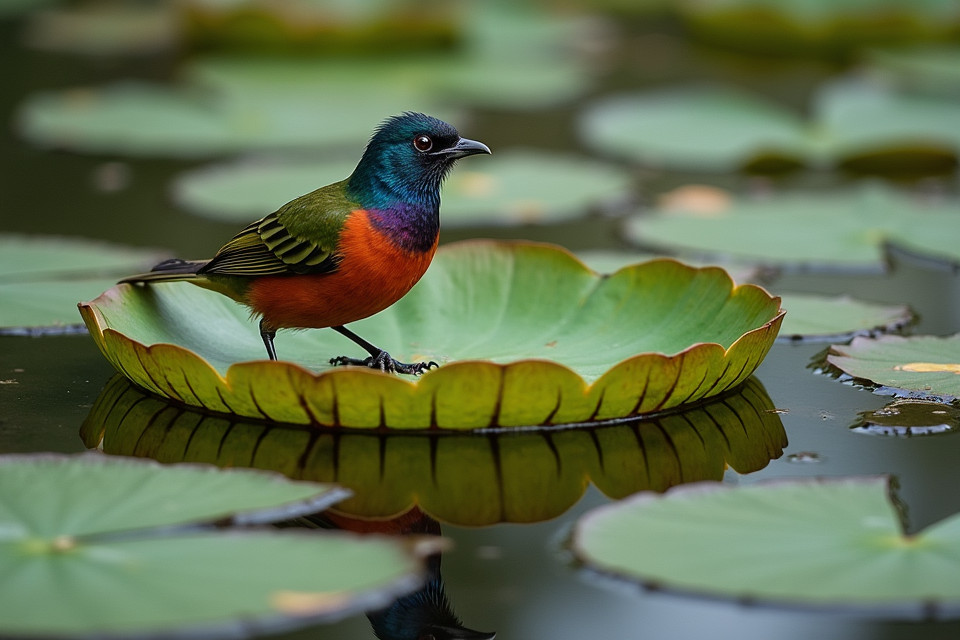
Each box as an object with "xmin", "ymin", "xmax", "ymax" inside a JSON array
[
  {"xmin": 78, "ymin": 241, "xmax": 783, "ymax": 429},
  {"xmin": 827, "ymin": 333, "xmax": 960, "ymax": 401},
  {"xmin": 83, "ymin": 376, "xmax": 786, "ymax": 525},
  {"xmin": 852, "ymin": 399, "xmax": 960, "ymax": 437},
  {"xmin": 571, "ymin": 476, "xmax": 960, "ymax": 617},
  {"xmin": 0, "ymin": 454, "xmax": 437, "ymax": 638}
]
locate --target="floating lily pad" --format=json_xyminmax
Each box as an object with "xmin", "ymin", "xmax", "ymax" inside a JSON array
[
  {"xmin": 851, "ymin": 399, "xmax": 960, "ymax": 437},
  {"xmin": 17, "ymin": 77, "xmax": 447, "ymax": 158},
  {"xmin": 172, "ymin": 150, "xmax": 633, "ymax": 226},
  {"xmin": 827, "ymin": 333, "xmax": 960, "ymax": 402},
  {"xmin": 0, "ymin": 234, "xmax": 166, "ymax": 335},
  {"xmin": 82, "ymin": 375, "xmax": 786, "ymax": 525},
  {"xmin": 777, "ymin": 294, "xmax": 914, "ymax": 343},
  {"xmin": 0, "ymin": 453, "xmax": 440, "ymax": 638},
  {"xmin": 78, "ymin": 241, "xmax": 783, "ymax": 430},
  {"xmin": 678, "ymin": 0, "xmax": 960, "ymax": 56},
  {"xmin": 867, "ymin": 46, "xmax": 960, "ymax": 98},
  {"xmin": 623, "ymin": 186, "xmax": 960, "ymax": 271},
  {"xmin": 180, "ymin": 0, "xmax": 458, "ymax": 53},
  {"xmin": 570, "ymin": 476, "xmax": 960, "ymax": 617},
  {"xmin": 22, "ymin": 4, "xmax": 179, "ymax": 56},
  {"xmin": 580, "ymin": 79, "xmax": 960, "ymax": 172}
]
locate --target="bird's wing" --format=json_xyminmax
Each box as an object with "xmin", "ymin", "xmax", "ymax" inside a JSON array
[{"xmin": 199, "ymin": 182, "xmax": 354, "ymax": 277}]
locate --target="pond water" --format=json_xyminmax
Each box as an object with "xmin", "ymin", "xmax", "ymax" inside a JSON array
[{"xmin": 3, "ymin": 9, "xmax": 960, "ymax": 640}]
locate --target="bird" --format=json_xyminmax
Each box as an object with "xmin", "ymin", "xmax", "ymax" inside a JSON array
[{"xmin": 121, "ymin": 112, "xmax": 490, "ymax": 375}]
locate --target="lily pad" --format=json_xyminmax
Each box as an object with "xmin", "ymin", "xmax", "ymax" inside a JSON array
[
  {"xmin": 678, "ymin": 0, "xmax": 960, "ymax": 56},
  {"xmin": 0, "ymin": 234, "xmax": 166, "ymax": 335},
  {"xmin": 0, "ymin": 453, "xmax": 441, "ymax": 638},
  {"xmin": 866, "ymin": 46, "xmax": 960, "ymax": 98},
  {"xmin": 827, "ymin": 333, "xmax": 960, "ymax": 402},
  {"xmin": 78, "ymin": 240, "xmax": 783, "ymax": 430},
  {"xmin": 579, "ymin": 79, "xmax": 960, "ymax": 172},
  {"xmin": 22, "ymin": 4, "xmax": 179, "ymax": 56},
  {"xmin": 570, "ymin": 476, "xmax": 960, "ymax": 617},
  {"xmin": 851, "ymin": 399, "xmax": 960, "ymax": 437},
  {"xmin": 82, "ymin": 375, "xmax": 786, "ymax": 525},
  {"xmin": 777, "ymin": 294, "xmax": 914, "ymax": 343},
  {"xmin": 172, "ymin": 150, "xmax": 634, "ymax": 226},
  {"xmin": 623, "ymin": 186, "xmax": 960, "ymax": 271}
]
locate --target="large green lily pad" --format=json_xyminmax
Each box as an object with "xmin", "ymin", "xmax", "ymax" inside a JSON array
[
  {"xmin": 78, "ymin": 241, "xmax": 783, "ymax": 430},
  {"xmin": 623, "ymin": 186, "xmax": 960, "ymax": 271},
  {"xmin": 579, "ymin": 80, "xmax": 960, "ymax": 172},
  {"xmin": 827, "ymin": 333, "xmax": 960, "ymax": 402},
  {"xmin": 570, "ymin": 476, "xmax": 960, "ymax": 617},
  {"xmin": 172, "ymin": 149, "xmax": 633, "ymax": 226},
  {"xmin": 82, "ymin": 375, "xmax": 786, "ymax": 525},
  {"xmin": 678, "ymin": 0, "xmax": 960, "ymax": 56},
  {"xmin": 0, "ymin": 453, "xmax": 441, "ymax": 638},
  {"xmin": 0, "ymin": 234, "xmax": 166, "ymax": 335}
]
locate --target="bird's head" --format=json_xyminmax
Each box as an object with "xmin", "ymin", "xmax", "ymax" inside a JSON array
[{"xmin": 350, "ymin": 112, "xmax": 491, "ymax": 208}]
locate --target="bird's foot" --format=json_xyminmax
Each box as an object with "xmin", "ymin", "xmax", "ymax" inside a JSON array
[{"xmin": 330, "ymin": 351, "xmax": 438, "ymax": 375}]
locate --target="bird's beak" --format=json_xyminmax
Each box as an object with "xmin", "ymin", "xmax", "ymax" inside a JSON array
[{"xmin": 444, "ymin": 137, "xmax": 492, "ymax": 158}]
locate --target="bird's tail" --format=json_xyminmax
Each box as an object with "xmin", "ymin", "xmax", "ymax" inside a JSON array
[{"xmin": 119, "ymin": 258, "xmax": 210, "ymax": 284}]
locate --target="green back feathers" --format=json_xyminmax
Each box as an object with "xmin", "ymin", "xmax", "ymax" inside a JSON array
[{"xmin": 199, "ymin": 180, "xmax": 356, "ymax": 277}]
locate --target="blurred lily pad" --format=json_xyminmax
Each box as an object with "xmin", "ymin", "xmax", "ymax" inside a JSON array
[
  {"xmin": 866, "ymin": 46, "xmax": 960, "ymax": 98},
  {"xmin": 570, "ymin": 476, "xmax": 960, "ymax": 617},
  {"xmin": 580, "ymin": 79, "xmax": 960, "ymax": 172},
  {"xmin": 83, "ymin": 376, "xmax": 786, "ymax": 525},
  {"xmin": 172, "ymin": 150, "xmax": 633, "ymax": 226},
  {"xmin": 827, "ymin": 333, "xmax": 960, "ymax": 402},
  {"xmin": 851, "ymin": 399, "xmax": 960, "ymax": 437},
  {"xmin": 22, "ymin": 4, "xmax": 179, "ymax": 56},
  {"xmin": 0, "ymin": 234, "xmax": 166, "ymax": 335},
  {"xmin": 17, "ymin": 76, "xmax": 447, "ymax": 158},
  {"xmin": 78, "ymin": 241, "xmax": 783, "ymax": 430},
  {"xmin": 678, "ymin": 0, "xmax": 960, "ymax": 56},
  {"xmin": 623, "ymin": 187, "xmax": 960, "ymax": 272},
  {"xmin": 0, "ymin": 453, "xmax": 442, "ymax": 638},
  {"xmin": 777, "ymin": 294, "xmax": 914, "ymax": 343},
  {"xmin": 180, "ymin": 0, "xmax": 458, "ymax": 54}
]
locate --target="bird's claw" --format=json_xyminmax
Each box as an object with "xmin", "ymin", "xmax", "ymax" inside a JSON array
[{"xmin": 330, "ymin": 351, "xmax": 438, "ymax": 376}]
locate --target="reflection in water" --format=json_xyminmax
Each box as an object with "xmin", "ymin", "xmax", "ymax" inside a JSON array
[
  {"xmin": 81, "ymin": 375, "xmax": 787, "ymax": 525},
  {"xmin": 294, "ymin": 510, "xmax": 494, "ymax": 640}
]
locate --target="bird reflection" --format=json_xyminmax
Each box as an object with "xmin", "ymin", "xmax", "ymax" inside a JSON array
[{"xmin": 298, "ymin": 508, "xmax": 494, "ymax": 640}]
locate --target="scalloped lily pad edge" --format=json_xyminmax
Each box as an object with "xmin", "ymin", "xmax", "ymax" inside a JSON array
[{"xmin": 77, "ymin": 246, "xmax": 785, "ymax": 431}]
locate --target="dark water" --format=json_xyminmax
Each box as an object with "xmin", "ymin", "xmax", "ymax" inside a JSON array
[{"xmin": 3, "ymin": 11, "xmax": 960, "ymax": 640}]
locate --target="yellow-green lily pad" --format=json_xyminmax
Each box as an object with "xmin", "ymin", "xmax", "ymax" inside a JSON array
[
  {"xmin": 570, "ymin": 476, "xmax": 960, "ymax": 617},
  {"xmin": 0, "ymin": 234, "xmax": 166, "ymax": 336},
  {"xmin": 172, "ymin": 150, "xmax": 633, "ymax": 226},
  {"xmin": 623, "ymin": 186, "xmax": 960, "ymax": 271},
  {"xmin": 678, "ymin": 0, "xmax": 960, "ymax": 56},
  {"xmin": 0, "ymin": 453, "xmax": 442, "ymax": 638},
  {"xmin": 78, "ymin": 240, "xmax": 784, "ymax": 430},
  {"xmin": 827, "ymin": 333, "xmax": 960, "ymax": 402},
  {"xmin": 82, "ymin": 375, "xmax": 786, "ymax": 525}
]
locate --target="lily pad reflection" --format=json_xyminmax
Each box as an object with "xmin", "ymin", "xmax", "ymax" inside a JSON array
[{"xmin": 82, "ymin": 376, "xmax": 786, "ymax": 526}]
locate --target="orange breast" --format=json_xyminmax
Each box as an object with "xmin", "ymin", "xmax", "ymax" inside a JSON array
[{"xmin": 245, "ymin": 211, "xmax": 438, "ymax": 330}]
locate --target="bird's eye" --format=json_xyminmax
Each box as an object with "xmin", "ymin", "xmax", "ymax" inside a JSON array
[{"xmin": 413, "ymin": 135, "xmax": 433, "ymax": 152}]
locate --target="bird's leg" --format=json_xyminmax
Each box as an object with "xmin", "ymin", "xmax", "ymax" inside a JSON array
[
  {"xmin": 259, "ymin": 318, "xmax": 278, "ymax": 361},
  {"xmin": 329, "ymin": 325, "xmax": 438, "ymax": 375}
]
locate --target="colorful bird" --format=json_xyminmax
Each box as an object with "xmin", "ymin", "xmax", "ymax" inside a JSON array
[{"xmin": 121, "ymin": 113, "xmax": 490, "ymax": 374}]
